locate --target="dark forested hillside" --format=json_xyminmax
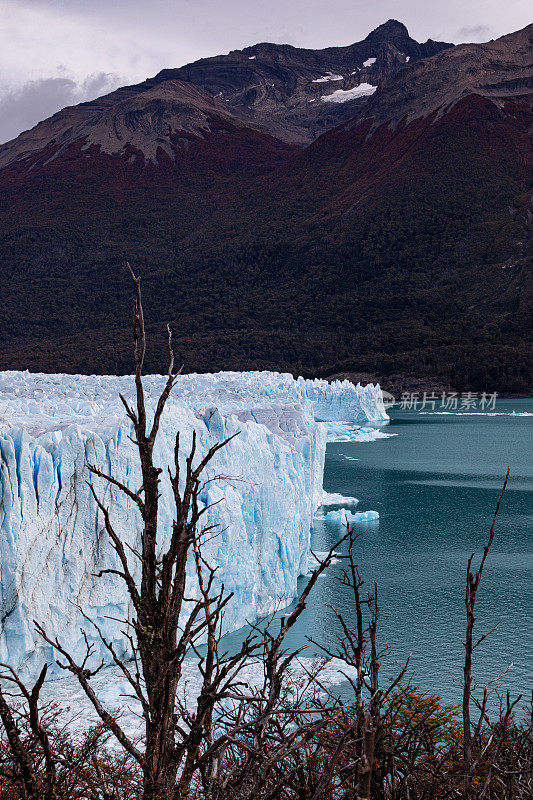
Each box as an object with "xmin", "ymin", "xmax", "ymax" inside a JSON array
[{"xmin": 0, "ymin": 22, "xmax": 531, "ymax": 392}]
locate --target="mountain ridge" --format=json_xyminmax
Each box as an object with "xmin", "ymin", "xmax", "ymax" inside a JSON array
[{"xmin": 0, "ymin": 18, "xmax": 452, "ymax": 164}]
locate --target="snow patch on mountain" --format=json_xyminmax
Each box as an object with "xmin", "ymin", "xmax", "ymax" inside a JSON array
[{"xmin": 321, "ymin": 83, "xmax": 377, "ymax": 103}]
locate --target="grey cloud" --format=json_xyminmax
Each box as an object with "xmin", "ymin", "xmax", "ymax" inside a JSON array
[
  {"xmin": 453, "ymin": 25, "xmax": 493, "ymax": 43},
  {"xmin": 79, "ymin": 72, "xmax": 122, "ymax": 99},
  {"xmin": 0, "ymin": 72, "xmax": 120, "ymax": 144}
]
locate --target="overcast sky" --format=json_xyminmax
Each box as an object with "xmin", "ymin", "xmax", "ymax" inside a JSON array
[{"xmin": 1, "ymin": 0, "xmax": 531, "ymax": 144}]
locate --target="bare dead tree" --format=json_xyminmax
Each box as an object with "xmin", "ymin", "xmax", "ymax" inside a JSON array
[
  {"xmin": 29, "ymin": 267, "xmax": 346, "ymax": 800},
  {"xmin": 356, "ymin": 712, "xmax": 376, "ymax": 800},
  {"xmin": 0, "ymin": 660, "xmax": 137, "ymax": 800},
  {"xmin": 303, "ymin": 526, "xmax": 410, "ymax": 800},
  {"xmin": 462, "ymin": 469, "xmax": 510, "ymax": 798}
]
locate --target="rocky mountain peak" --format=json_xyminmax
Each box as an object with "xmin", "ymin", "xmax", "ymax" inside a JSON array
[
  {"xmin": 350, "ymin": 22, "xmax": 533, "ymax": 130},
  {"xmin": 0, "ymin": 24, "xmax": 530, "ymax": 391},
  {"xmin": 365, "ymin": 19, "xmax": 410, "ymax": 44}
]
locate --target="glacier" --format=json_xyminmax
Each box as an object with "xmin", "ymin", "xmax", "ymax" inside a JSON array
[{"xmin": 0, "ymin": 370, "xmax": 387, "ymax": 674}]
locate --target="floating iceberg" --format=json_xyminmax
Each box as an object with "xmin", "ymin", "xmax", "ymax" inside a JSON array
[
  {"xmin": 0, "ymin": 370, "xmax": 387, "ymax": 673},
  {"xmin": 325, "ymin": 422, "xmax": 395, "ymax": 442},
  {"xmin": 326, "ymin": 509, "xmax": 379, "ymax": 525}
]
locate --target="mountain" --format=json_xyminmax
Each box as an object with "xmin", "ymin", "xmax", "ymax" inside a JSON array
[
  {"xmin": 0, "ymin": 19, "xmax": 450, "ymax": 164},
  {"xmin": 0, "ymin": 22, "xmax": 531, "ymax": 393}
]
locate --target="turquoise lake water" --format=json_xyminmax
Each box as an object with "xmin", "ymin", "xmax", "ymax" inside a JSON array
[
  {"xmin": 224, "ymin": 398, "xmax": 532, "ymax": 708},
  {"xmin": 301, "ymin": 398, "xmax": 533, "ymax": 705}
]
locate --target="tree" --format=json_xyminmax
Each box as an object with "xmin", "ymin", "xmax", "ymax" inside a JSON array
[
  {"xmin": 31, "ymin": 266, "xmax": 342, "ymax": 800},
  {"xmin": 462, "ymin": 467, "xmax": 522, "ymax": 799}
]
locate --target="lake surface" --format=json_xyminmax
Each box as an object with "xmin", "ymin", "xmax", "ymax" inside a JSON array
[{"xmin": 226, "ymin": 399, "xmax": 532, "ymax": 707}]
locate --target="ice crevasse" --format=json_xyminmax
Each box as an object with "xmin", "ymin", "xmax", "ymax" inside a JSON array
[{"xmin": 0, "ymin": 370, "xmax": 387, "ymax": 673}]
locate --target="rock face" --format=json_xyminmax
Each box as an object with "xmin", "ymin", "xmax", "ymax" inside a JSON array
[
  {"xmin": 351, "ymin": 23, "xmax": 533, "ymax": 128},
  {"xmin": 0, "ymin": 370, "xmax": 387, "ymax": 674},
  {"xmin": 158, "ymin": 19, "xmax": 451, "ymax": 143},
  {"xmin": 0, "ymin": 80, "xmax": 291, "ymax": 171},
  {"xmin": 0, "ymin": 19, "xmax": 451, "ymax": 170}
]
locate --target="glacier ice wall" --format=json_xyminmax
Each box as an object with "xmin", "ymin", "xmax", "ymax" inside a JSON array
[{"xmin": 0, "ymin": 370, "xmax": 387, "ymax": 673}]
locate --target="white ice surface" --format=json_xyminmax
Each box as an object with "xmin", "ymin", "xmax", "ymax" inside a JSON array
[
  {"xmin": 325, "ymin": 422, "xmax": 394, "ymax": 442},
  {"xmin": 0, "ymin": 370, "xmax": 387, "ymax": 674},
  {"xmin": 321, "ymin": 491, "xmax": 359, "ymax": 507},
  {"xmin": 321, "ymin": 83, "xmax": 377, "ymax": 103},
  {"xmin": 363, "ymin": 58, "xmax": 376, "ymax": 67}
]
